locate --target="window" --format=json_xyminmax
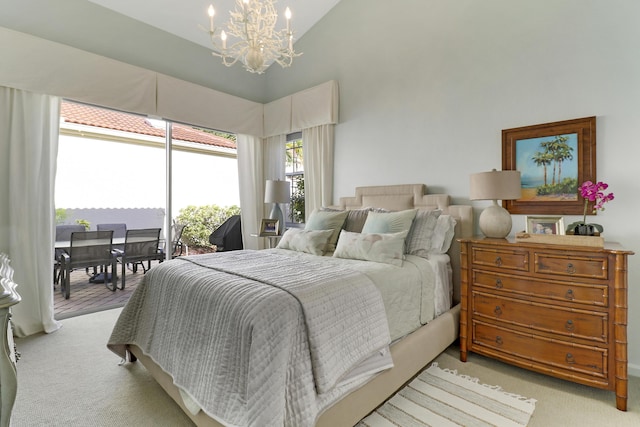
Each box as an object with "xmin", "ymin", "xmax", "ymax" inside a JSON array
[{"xmin": 285, "ymin": 132, "xmax": 304, "ymax": 224}]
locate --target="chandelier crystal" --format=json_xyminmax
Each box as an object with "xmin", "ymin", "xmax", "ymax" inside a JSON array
[{"xmin": 205, "ymin": 0, "xmax": 302, "ymax": 74}]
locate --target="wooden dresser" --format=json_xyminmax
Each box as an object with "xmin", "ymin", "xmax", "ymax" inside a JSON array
[{"xmin": 459, "ymin": 237, "xmax": 633, "ymax": 411}]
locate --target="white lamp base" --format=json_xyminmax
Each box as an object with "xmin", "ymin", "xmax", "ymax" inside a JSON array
[
  {"xmin": 269, "ymin": 203, "xmax": 286, "ymax": 235},
  {"xmin": 478, "ymin": 201, "xmax": 513, "ymax": 238}
]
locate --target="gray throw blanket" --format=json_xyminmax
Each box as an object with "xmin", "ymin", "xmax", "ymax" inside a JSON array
[{"xmin": 108, "ymin": 250, "xmax": 391, "ymax": 427}]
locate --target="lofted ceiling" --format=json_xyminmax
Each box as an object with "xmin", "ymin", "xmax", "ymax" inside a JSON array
[{"xmin": 88, "ymin": 0, "xmax": 342, "ymax": 51}]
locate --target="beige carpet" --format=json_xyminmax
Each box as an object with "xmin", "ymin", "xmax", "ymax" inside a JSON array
[
  {"xmin": 12, "ymin": 308, "xmax": 640, "ymax": 426},
  {"xmin": 13, "ymin": 308, "xmax": 194, "ymax": 426}
]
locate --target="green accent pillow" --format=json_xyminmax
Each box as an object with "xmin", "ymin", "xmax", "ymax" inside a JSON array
[
  {"xmin": 361, "ymin": 209, "xmax": 417, "ymax": 234},
  {"xmin": 305, "ymin": 209, "xmax": 349, "ymax": 252}
]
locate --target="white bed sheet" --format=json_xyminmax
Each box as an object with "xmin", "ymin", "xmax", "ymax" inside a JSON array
[{"xmin": 267, "ymin": 250, "xmax": 451, "ymax": 341}]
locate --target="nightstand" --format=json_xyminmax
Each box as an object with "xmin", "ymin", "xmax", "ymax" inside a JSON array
[
  {"xmin": 251, "ymin": 234, "xmax": 281, "ymax": 249},
  {"xmin": 459, "ymin": 237, "xmax": 633, "ymax": 411}
]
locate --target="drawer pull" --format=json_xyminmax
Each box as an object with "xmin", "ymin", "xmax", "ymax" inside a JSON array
[
  {"xmin": 565, "ymin": 319, "xmax": 575, "ymax": 332},
  {"xmin": 566, "ymin": 263, "xmax": 576, "ymax": 274},
  {"xmin": 565, "ymin": 289, "xmax": 575, "ymax": 300},
  {"xmin": 495, "ymin": 278, "xmax": 503, "ymax": 289},
  {"xmin": 566, "ymin": 353, "xmax": 575, "ymax": 364},
  {"xmin": 495, "ymin": 256, "xmax": 503, "ymax": 266},
  {"xmin": 494, "ymin": 306, "xmax": 503, "ymax": 316},
  {"xmin": 495, "ymin": 336, "xmax": 503, "ymax": 345}
]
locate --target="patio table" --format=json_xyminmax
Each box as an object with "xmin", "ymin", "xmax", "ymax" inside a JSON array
[{"xmin": 55, "ymin": 237, "xmax": 126, "ymax": 251}]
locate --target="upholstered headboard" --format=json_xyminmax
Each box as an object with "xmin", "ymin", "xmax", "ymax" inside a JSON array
[{"xmin": 337, "ymin": 184, "xmax": 473, "ymax": 305}]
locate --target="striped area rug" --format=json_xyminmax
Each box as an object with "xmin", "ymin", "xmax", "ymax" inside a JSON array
[{"xmin": 357, "ymin": 363, "xmax": 536, "ymax": 427}]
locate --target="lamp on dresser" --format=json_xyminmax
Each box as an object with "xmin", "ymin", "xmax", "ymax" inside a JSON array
[
  {"xmin": 264, "ymin": 179, "xmax": 290, "ymax": 235},
  {"xmin": 469, "ymin": 169, "xmax": 521, "ymax": 238}
]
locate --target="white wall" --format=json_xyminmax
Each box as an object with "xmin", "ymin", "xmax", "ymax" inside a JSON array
[{"xmin": 265, "ymin": 0, "xmax": 640, "ymax": 373}]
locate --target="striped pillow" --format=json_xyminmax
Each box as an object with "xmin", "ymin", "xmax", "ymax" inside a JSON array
[{"xmin": 405, "ymin": 209, "xmax": 442, "ymax": 257}]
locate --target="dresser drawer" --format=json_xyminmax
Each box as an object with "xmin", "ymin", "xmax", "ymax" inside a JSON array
[
  {"xmin": 472, "ymin": 321, "xmax": 608, "ymax": 381},
  {"xmin": 472, "ymin": 291, "xmax": 608, "ymax": 343},
  {"xmin": 471, "ymin": 247, "xmax": 529, "ymax": 272},
  {"xmin": 535, "ymin": 252, "xmax": 608, "ymax": 281},
  {"xmin": 472, "ymin": 270, "xmax": 608, "ymax": 307}
]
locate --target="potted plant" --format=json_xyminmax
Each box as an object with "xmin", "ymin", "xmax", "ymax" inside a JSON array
[{"xmin": 566, "ymin": 180, "xmax": 614, "ymax": 236}]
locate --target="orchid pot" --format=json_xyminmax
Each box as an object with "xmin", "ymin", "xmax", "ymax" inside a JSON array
[{"xmin": 566, "ymin": 181, "xmax": 613, "ymax": 236}]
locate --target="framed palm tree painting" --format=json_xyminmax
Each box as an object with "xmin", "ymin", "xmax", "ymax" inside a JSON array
[{"xmin": 502, "ymin": 116, "xmax": 596, "ymax": 215}]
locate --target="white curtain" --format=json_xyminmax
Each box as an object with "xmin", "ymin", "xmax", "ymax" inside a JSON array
[
  {"xmin": 236, "ymin": 134, "xmax": 265, "ymax": 250},
  {"xmin": 0, "ymin": 86, "xmax": 61, "ymax": 336},
  {"xmin": 302, "ymin": 124, "xmax": 334, "ymax": 217},
  {"xmin": 263, "ymin": 134, "xmax": 286, "ymax": 182}
]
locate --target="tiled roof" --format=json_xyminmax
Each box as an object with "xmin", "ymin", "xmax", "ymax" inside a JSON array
[{"xmin": 60, "ymin": 101, "xmax": 236, "ymax": 150}]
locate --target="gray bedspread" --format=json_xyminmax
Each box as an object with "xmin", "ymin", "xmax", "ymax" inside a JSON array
[{"xmin": 107, "ymin": 250, "xmax": 391, "ymax": 427}]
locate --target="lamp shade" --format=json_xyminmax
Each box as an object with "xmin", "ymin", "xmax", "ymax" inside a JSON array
[
  {"xmin": 264, "ymin": 180, "xmax": 290, "ymax": 204},
  {"xmin": 469, "ymin": 169, "xmax": 522, "ymax": 201}
]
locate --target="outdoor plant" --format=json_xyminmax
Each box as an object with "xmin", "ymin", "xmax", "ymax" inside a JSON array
[
  {"xmin": 289, "ymin": 175, "xmax": 305, "ymax": 223},
  {"xmin": 176, "ymin": 204, "xmax": 241, "ymax": 248},
  {"xmin": 55, "ymin": 208, "xmax": 68, "ymax": 224},
  {"xmin": 76, "ymin": 219, "xmax": 90, "ymax": 230},
  {"xmin": 566, "ymin": 180, "xmax": 614, "ymax": 234}
]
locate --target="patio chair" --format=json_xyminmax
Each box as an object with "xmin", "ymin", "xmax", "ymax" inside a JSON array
[
  {"xmin": 97, "ymin": 223, "xmax": 127, "ymax": 251},
  {"xmin": 116, "ymin": 228, "xmax": 163, "ymax": 289},
  {"xmin": 59, "ymin": 230, "xmax": 118, "ymax": 299},
  {"xmin": 54, "ymin": 224, "xmax": 85, "ymax": 287},
  {"xmin": 171, "ymin": 223, "xmax": 187, "ymax": 257},
  {"xmin": 91, "ymin": 223, "xmax": 127, "ymax": 281},
  {"xmin": 157, "ymin": 222, "xmax": 186, "ymax": 260}
]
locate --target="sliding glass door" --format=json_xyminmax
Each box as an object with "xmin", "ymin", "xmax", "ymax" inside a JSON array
[{"xmin": 56, "ymin": 100, "xmax": 239, "ymax": 257}]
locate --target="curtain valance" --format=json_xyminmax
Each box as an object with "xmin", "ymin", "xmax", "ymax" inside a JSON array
[
  {"xmin": 0, "ymin": 26, "xmax": 338, "ymax": 138},
  {"xmin": 263, "ymin": 81, "xmax": 339, "ymax": 137}
]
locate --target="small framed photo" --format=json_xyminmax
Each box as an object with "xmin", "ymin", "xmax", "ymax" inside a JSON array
[
  {"xmin": 259, "ymin": 218, "xmax": 279, "ymax": 236},
  {"xmin": 525, "ymin": 216, "xmax": 565, "ymax": 235}
]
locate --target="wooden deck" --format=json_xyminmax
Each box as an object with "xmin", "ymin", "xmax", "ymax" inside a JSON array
[{"xmin": 53, "ymin": 261, "xmax": 161, "ymax": 319}]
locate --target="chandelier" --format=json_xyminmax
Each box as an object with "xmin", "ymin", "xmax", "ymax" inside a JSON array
[{"xmin": 205, "ymin": 0, "xmax": 302, "ymax": 74}]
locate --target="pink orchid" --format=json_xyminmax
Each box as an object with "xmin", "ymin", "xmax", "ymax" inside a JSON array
[
  {"xmin": 580, "ymin": 181, "xmax": 615, "ymax": 214},
  {"xmin": 576, "ymin": 181, "xmax": 614, "ymax": 233}
]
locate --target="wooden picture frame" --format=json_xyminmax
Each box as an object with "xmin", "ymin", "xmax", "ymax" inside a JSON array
[
  {"xmin": 502, "ymin": 116, "xmax": 596, "ymax": 215},
  {"xmin": 259, "ymin": 218, "xmax": 279, "ymax": 236},
  {"xmin": 525, "ymin": 216, "xmax": 565, "ymax": 235}
]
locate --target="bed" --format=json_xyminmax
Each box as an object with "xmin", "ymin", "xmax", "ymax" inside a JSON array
[{"xmin": 107, "ymin": 184, "xmax": 473, "ymax": 427}]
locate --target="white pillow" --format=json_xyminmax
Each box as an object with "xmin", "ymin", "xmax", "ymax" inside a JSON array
[
  {"xmin": 276, "ymin": 228, "xmax": 334, "ymax": 255},
  {"xmin": 305, "ymin": 209, "xmax": 349, "ymax": 252},
  {"xmin": 405, "ymin": 209, "xmax": 442, "ymax": 257},
  {"xmin": 361, "ymin": 209, "xmax": 417, "ymax": 234},
  {"xmin": 333, "ymin": 230, "xmax": 408, "ymax": 266},
  {"xmin": 430, "ymin": 215, "xmax": 457, "ymax": 253}
]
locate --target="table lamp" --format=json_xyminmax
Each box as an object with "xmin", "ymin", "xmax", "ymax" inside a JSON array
[
  {"xmin": 469, "ymin": 169, "xmax": 522, "ymax": 238},
  {"xmin": 264, "ymin": 179, "xmax": 290, "ymax": 235}
]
